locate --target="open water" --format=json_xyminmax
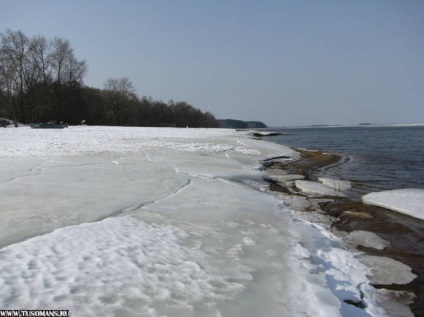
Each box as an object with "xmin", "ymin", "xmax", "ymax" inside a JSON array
[{"xmin": 264, "ymin": 125, "xmax": 424, "ymax": 199}]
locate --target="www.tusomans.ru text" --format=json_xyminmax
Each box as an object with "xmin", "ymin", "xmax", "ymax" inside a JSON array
[{"xmin": 0, "ymin": 311, "xmax": 69, "ymax": 317}]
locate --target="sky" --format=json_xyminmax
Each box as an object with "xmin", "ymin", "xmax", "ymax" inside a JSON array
[{"xmin": 1, "ymin": 0, "xmax": 423, "ymax": 127}]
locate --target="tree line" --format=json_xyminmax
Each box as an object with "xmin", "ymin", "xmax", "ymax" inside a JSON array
[{"xmin": 0, "ymin": 29, "xmax": 219, "ymax": 128}]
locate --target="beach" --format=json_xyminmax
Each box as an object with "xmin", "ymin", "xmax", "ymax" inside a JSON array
[{"xmin": 0, "ymin": 126, "xmax": 421, "ymax": 316}]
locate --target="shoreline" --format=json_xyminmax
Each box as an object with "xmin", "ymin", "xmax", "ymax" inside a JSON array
[
  {"xmin": 261, "ymin": 145, "xmax": 424, "ymax": 316},
  {"xmin": 2, "ymin": 126, "xmax": 422, "ymax": 315}
]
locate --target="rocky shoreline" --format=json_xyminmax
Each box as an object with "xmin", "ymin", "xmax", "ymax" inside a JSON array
[{"xmin": 262, "ymin": 147, "xmax": 424, "ymax": 316}]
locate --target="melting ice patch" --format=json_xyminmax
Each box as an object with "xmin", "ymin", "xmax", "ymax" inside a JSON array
[
  {"xmin": 362, "ymin": 188, "xmax": 424, "ymax": 220},
  {"xmin": 359, "ymin": 256, "xmax": 417, "ymax": 285},
  {"xmin": 345, "ymin": 231, "xmax": 390, "ymax": 250},
  {"xmin": 295, "ymin": 180, "xmax": 346, "ymax": 197},
  {"xmin": 318, "ymin": 178, "xmax": 351, "ymax": 191},
  {"xmin": 295, "ymin": 177, "xmax": 352, "ymax": 198}
]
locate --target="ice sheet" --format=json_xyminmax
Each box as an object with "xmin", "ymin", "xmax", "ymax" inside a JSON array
[
  {"xmin": 362, "ymin": 188, "xmax": 424, "ymax": 220},
  {"xmin": 373, "ymin": 289, "xmax": 415, "ymax": 317},
  {"xmin": 0, "ymin": 126, "xmax": 404, "ymax": 316},
  {"xmin": 295, "ymin": 180, "xmax": 346, "ymax": 197},
  {"xmin": 318, "ymin": 178, "xmax": 351, "ymax": 191},
  {"xmin": 0, "ymin": 156, "xmax": 189, "ymax": 248},
  {"xmin": 359, "ymin": 256, "xmax": 417, "ymax": 285},
  {"xmin": 345, "ymin": 231, "xmax": 390, "ymax": 250}
]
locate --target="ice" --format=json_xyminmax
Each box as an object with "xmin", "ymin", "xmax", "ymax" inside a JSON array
[
  {"xmin": 318, "ymin": 178, "xmax": 351, "ymax": 191},
  {"xmin": 295, "ymin": 180, "xmax": 346, "ymax": 197},
  {"xmin": 0, "ymin": 216, "xmax": 253, "ymax": 315},
  {"xmin": 373, "ymin": 289, "xmax": 415, "ymax": 317},
  {"xmin": 295, "ymin": 178, "xmax": 352, "ymax": 198},
  {"xmin": 0, "ymin": 155, "xmax": 189, "ymax": 248},
  {"xmin": 0, "ymin": 126, "xmax": 407, "ymax": 316},
  {"xmin": 345, "ymin": 231, "xmax": 390, "ymax": 250},
  {"xmin": 359, "ymin": 255, "xmax": 417, "ymax": 285},
  {"xmin": 278, "ymin": 193, "xmax": 312, "ymax": 210},
  {"xmin": 362, "ymin": 188, "xmax": 424, "ymax": 220}
]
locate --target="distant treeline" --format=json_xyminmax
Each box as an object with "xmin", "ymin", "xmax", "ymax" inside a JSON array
[
  {"xmin": 0, "ymin": 29, "xmax": 219, "ymax": 127},
  {"xmin": 218, "ymin": 119, "xmax": 267, "ymax": 129}
]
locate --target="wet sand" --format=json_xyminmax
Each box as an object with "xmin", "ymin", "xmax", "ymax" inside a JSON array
[{"xmin": 264, "ymin": 147, "xmax": 424, "ymax": 316}]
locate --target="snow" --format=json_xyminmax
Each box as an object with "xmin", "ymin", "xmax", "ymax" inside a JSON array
[
  {"xmin": 0, "ymin": 126, "xmax": 415, "ymax": 316},
  {"xmin": 362, "ymin": 188, "xmax": 424, "ymax": 220}
]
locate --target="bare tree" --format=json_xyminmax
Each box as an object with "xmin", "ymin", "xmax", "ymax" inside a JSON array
[
  {"xmin": 49, "ymin": 37, "xmax": 87, "ymax": 121},
  {"xmin": 25, "ymin": 35, "xmax": 51, "ymax": 122},
  {"xmin": 0, "ymin": 53, "xmax": 18, "ymax": 126},
  {"xmin": 0, "ymin": 29, "xmax": 30, "ymax": 124},
  {"xmin": 103, "ymin": 77, "xmax": 136, "ymax": 125},
  {"xmin": 49, "ymin": 37, "xmax": 73, "ymax": 85},
  {"xmin": 1, "ymin": 30, "xmax": 218, "ymax": 127}
]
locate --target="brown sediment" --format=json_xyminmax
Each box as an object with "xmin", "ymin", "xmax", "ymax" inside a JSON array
[
  {"xmin": 286, "ymin": 148, "xmax": 341, "ymax": 176},
  {"xmin": 265, "ymin": 147, "xmax": 424, "ymax": 317}
]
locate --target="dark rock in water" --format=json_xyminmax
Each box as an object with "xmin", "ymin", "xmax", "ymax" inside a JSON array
[{"xmin": 218, "ymin": 119, "xmax": 267, "ymax": 129}]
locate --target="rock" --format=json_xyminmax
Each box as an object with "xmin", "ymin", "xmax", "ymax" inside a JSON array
[
  {"xmin": 340, "ymin": 210, "xmax": 373, "ymax": 219},
  {"xmin": 275, "ymin": 174, "xmax": 305, "ymax": 181}
]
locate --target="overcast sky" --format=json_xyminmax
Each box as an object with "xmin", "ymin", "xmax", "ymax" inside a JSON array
[{"xmin": 1, "ymin": 0, "xmax": 423, "ymax": 126}]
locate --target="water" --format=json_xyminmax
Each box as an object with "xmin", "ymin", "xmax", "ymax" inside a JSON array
[{"xmin": 264, "ymin": 125, "xmax": 424, "ymax": 199}]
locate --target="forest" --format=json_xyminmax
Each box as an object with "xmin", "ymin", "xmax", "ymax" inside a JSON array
[{"xmin": 0, "ymin": 29, "xmax": 219, "ymax": 128}]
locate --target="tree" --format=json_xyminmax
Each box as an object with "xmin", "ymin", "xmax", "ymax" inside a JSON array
[
  {"xmin": 1, "ymin": 30, "xmax": 218, "ymax": 127},
  {"xmin": 49, "ymin": 37, "xmax": 87, "ymax": 122},
  {"xmin": 81, "ymin": 87, "xmax": 107, "ymax": 125},
  {"xmin": 103, "ymin": 77, "xmax": 136, "ymax": 125},
  {"xmin": 0, "ymin": 29, "xmax": 29, "ymax": 124},
  {"xmin": 0, "ymin": 56, "xmax": 18, "ymax": 125},
  {"xmin": 25, "ymin": 35, "xmax": 51, "ymax": 122},
  {"xmin": 0, "ymin": 30, "xmax": 87, "ymax": 124}
]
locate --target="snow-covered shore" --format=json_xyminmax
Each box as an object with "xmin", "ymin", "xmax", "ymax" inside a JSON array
[{"xmin": 0, "ymin": 126, "xmax": 417, "ymax": 316}]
